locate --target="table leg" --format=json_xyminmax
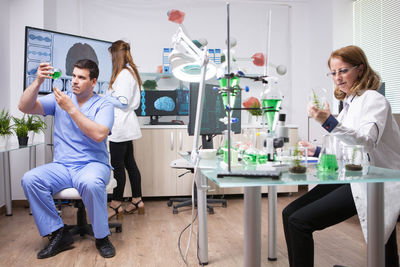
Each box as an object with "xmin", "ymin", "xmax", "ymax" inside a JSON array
[
  {"xmin": 367, "ymin": 182, "xmax": 384, "ymax": 267},
  {"xmin": 196, "ymin": 172, "xmax": 208, "ymax": 265},
  {"xmin": 244, "ymin": 186, "xmax": 261, "ymax": 267},
  {"xmin": 268, "ymin": 185, "xmax": 277, "ymax": 261},
  {"xmin": 3, "ymin": 151, "xmax": 12, "ymax": 216}
]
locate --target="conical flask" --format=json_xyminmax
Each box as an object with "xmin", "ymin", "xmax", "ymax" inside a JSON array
[
  {"xmin": 318, "ymin": 134, "xmax": 338, "ymax": 172},
  {"xmin": 260, "ymin": 77, "xmax": 282, "ymax": 132}
]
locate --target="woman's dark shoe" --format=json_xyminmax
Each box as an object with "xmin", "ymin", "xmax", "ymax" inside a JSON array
[
  {"xmin": 95, "ymin": 236, "xmax": 115, "ymax": 258},
  {"xmin": 125, "ymin": 200, "xmax": 145, "ymax": 215},
  {"xmin": 108, "ymin": 204, "xmax": 123, "ymax": 220},
  {"xmin": 37, "ymin": 227, "xmax": 74, "ymax": 259}
]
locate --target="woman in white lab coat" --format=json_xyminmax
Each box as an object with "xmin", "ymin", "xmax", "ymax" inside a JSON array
[
  {"xmin": 106, "ymin": 40, "xmax": 144, "ymax": 219},
  {"xmin": 282, "ymin": 45, "xmax": 400, "ymax": 267}
]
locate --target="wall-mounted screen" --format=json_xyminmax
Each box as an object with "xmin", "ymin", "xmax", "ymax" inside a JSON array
[
  {"xmin": 135, "ymin": 89, "xmax": 189, "ymax": 116},
  {"xmin": 188, "ymin": 83, "xmax": 241, "ymax": 136},
  {"xmin": 24, "ymin": 26, "xmax": 112, "ymax": 95}
]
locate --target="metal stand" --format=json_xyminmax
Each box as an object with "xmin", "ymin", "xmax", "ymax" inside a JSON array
[
  {"xmin": 244, "ymin": 186, "xmax": 262, "ymax": 267},
  {"xmin": 3, "ymin": 151, "xmax": 11, "ymax": 216},
  {"xmin": 367, "ymin": 182, "xmax": 385, "ymax": 267},
  {"xmin": 268, "ymin": 185, "xmax": 277, "ymax": 261},
  {"xmin": 196, "ymin": 171, "xmax": 209, "ymax": 265}
]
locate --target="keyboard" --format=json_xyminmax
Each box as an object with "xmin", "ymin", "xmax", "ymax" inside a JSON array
[{"xmin": 217, "ymin": 170, "xmax": 281, "ymax": 179}]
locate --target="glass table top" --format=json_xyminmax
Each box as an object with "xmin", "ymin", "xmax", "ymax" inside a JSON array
[
  {"xmin": 0, "ymin": 142, "xmax": 45, "ymax": 153},
  {"xmin": 183, "ymin": 155, "xmax": 400, "ymax": 188}
]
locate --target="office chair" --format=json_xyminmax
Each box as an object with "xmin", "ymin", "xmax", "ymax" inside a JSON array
[
  {"xmin": 53, "ymin": 177, "xmax": 122, "ymax": 236},
  {"xmin": 168, "ymin": 158, "xmax": 227, "ymax": 214}
]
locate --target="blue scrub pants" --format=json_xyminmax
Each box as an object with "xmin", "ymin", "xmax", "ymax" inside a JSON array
[{"xmin": 21, "ymin": 162, "xmax": 111, "ymax": 239}]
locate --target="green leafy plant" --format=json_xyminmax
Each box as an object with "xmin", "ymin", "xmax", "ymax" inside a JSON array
[
  {"xmin": 289, "ymin": 144, "xmax": 307, "ymax": 174},
  {"xmin": 312, "ymin": 89, "xmax": 320, "ymax": 108},
  {"xmin": 0, "ymin": 108, "xmax": 13, "ymax": 137},
  {"xmin": 142, "ymin": 80, "xmax": 158, "ymax": 90},
  {"xmin": 12, "ymin": 115, "xmax": 29, "ymax": 137},
  {"xmin": 26, "ymin": 115, "xmax": 47, "ymax": 133}
]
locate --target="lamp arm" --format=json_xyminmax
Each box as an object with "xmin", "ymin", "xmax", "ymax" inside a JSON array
[
  {"xmin": 191, "ymin": 48, "xmax": 209, "ymax": 164},
  {"xmin": 173, "ymin": 26, "xmax": 202, "ymax": 58}
]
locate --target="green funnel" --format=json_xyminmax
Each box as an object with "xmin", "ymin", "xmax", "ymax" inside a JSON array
[{"xmin": 261, "ymin": 99, "xmax": 282, "ymax": 132}]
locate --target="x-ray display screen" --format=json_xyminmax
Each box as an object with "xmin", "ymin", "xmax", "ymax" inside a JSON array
[{"xmin": 24, "ymin": 26, "xmax": 112, "ymax": 95}]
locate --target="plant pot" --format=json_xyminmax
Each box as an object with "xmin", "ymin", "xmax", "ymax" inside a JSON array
[
  {"xmin": 18, "ymin": 136, "xmax": 29, "ymax": 147},
  {"xmin": 0, "ymin": 135, "xmax": 9, "ymax": 148},
  {"xmin": 28, "ymin": 131, "xmax": 35, "ymax": 145}
]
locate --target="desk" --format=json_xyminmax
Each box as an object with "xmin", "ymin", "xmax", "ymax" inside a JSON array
[
  {"xmin": 191, "ymin": 156, "xmax": 400, "ymax": 267},
  {"xmin": 1, "ymin": 142, "xmax": 43, "ymax": 216}
]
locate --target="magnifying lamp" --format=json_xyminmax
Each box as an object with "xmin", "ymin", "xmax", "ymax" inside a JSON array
[
  {"xmin": 169, "ymin": 26, "xmax": 217, "ymax": 82},
  {"xmin": 169, "ymin": 25, "xmax": 217, "ymax": 163}
]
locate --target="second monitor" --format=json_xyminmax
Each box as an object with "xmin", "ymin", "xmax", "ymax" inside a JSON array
[{"xmin": 188, "ymin": 83, "xmax": 241, "ymax": 136}]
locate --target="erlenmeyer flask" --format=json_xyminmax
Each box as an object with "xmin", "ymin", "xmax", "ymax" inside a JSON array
[{"xmin": 318, "ymin": 134, "xmax": 338, "ymax": 172}]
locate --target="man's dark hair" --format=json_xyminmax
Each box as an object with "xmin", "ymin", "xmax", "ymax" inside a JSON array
[{"xmin": 73, "ymin": 59, "xmax": 99, "ymax": 80}]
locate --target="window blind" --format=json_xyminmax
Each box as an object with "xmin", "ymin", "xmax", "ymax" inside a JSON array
[{"xmin": 353, "ymin": 0, "xmax": 400, "ymax": 113}]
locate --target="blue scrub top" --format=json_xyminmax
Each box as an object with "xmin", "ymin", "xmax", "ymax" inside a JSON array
[{"xmin": 39, "ymin": 92, "xmax": 114, "ymax": 166}]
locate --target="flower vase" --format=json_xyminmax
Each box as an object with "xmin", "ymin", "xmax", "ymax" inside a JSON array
[
  {"xmin": 28, "ymin": 131, "xmax": 35, "ymax": 145},
  {"xmin": 0, "ymin": 135, "xmax": 9, "ymax": 148}
]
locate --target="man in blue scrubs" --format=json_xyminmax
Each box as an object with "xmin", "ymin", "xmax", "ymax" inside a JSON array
[{"xmin": 19, "ymin": 59, "xmax": 115, "ymax": 259}]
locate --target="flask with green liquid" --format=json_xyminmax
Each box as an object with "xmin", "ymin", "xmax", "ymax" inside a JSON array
[
  {"xmin": 50, "ymin": 68, "xmax": 62, "ymax": 80},
  {"xmin": 318, "ymin": 134, "xmax": 338, "ymax": 172}
]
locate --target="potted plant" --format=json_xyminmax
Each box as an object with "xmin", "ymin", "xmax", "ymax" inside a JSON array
[
  {"xmin": 13, "ymin": 115, "xmax": 30, "ymax": 147},
  {"xmin": 344, "ymin": 145, "xmax": 363, "ymax": 171},
  {"xmin": 0, "ymin": 108, "xmax": 13, "ymax": 147},
  {"xmin": 289, "ymin": 144, "xmax": 307, "ymax": 174},
  {"xmin": 26, "ymin": 115, "xmax": 47, "ymax": 145}
]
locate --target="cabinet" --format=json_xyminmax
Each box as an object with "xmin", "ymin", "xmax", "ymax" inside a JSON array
[{"xmin": 133, "ymin": 127, "xmax": 194, "ymax": 197}]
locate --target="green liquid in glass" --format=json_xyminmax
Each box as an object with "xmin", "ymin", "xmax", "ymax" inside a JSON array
[
  {"xmin": 218, "ymin": 77, "xmax": 239, "ymax": 89},
  {"xmin": 318, "ymin": 154, "xmax": 338, "ymax": 172},
  {"xmin": 243, "ymin": 153, "xmax": 258, "ymax": 165},
  {"xmin": 257, "ymin": 154, "xmax": 268, "ymax": 164},
  {"xmin": 221, "ymin": 92, "xmax": 237, "ymax": 117},
  {"xmin": 261, "ymin": 99, "xmax": 282, "ymax": 132},
  {"xmin": 51, "ymin": 70, "xmax": 62, "ymax": 80}
]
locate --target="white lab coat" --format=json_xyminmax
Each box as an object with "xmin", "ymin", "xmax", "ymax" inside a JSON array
[
  {"xmin": 330, "ymin": 89, "xmax": 400, "ymax": 243},
  {"xmin": 108, "ymin": 68, "xmax": 142, "ymax": 142}
]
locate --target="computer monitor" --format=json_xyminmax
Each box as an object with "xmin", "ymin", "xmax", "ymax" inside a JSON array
[
  {"xmin": 24, "ymin": 26, "xmax": 112, "ymax": 95},
  {"xmin": 188, "ymin": 83, "xmax": 241, "ymax": 137},
  {"xmin": 135, "ymin": 89, "xmax": 189, "ymax": 124}
]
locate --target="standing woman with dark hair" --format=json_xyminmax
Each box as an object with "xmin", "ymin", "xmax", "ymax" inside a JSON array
[{"xmin": 106, "ymin": 40, "xmax": 144, "ymax": 219}]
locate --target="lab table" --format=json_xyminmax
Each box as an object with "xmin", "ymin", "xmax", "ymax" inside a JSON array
[{"xmin": 189, "ymin": 155, "xmax": 400, "ymax": 267}]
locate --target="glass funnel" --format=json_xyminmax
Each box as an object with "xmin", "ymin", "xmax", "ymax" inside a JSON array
[{"xmin": 260, "ymin": 77, "xmax": 282, "ymax": 132}]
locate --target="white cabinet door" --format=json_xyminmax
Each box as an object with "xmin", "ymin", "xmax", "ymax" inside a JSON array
[{"xmin": 134, "ymin": 129, "xmax": 177, "ymax": 196}]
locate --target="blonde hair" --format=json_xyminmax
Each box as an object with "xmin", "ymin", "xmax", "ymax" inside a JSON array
[
  {"xmin": 328, "ymin": 45, "xmax": 381, "ymax": 101},
  {"xmin": 108, "ymin": 40, "xmax": 142, "ymax": 89}
]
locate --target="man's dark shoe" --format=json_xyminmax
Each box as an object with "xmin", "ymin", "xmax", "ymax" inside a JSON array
[
  {"xmin": 95, "ymin": 236, "xmax": 115, "ymax": 258},
  {"xmin": 37, "ymin": 227, "xmax": 74, "ymax": 259}
]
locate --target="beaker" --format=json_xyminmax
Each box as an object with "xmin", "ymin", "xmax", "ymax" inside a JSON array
[
  {"xmin": 343, "ymin": 144, "xmax": 364, "ymax": 171},
  {"xmin": 288, "ymin": 146, "xmax": 308, "ymax": 174},
  {"xmin": 318, "ymin": 134, "xmax": 338, "ymax": 172},
  {"xmin": 309, "ymin": 87, "xmax": 327, "ymax": 109},
  {"xmin": 50, "ymin": 68, "xmax": 62, "ymax": 80}
]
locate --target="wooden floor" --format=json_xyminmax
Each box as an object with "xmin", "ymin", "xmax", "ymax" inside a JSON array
[{"xmin": 0, "ymin": 188, "xmax": 397, "ymax": 267}]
